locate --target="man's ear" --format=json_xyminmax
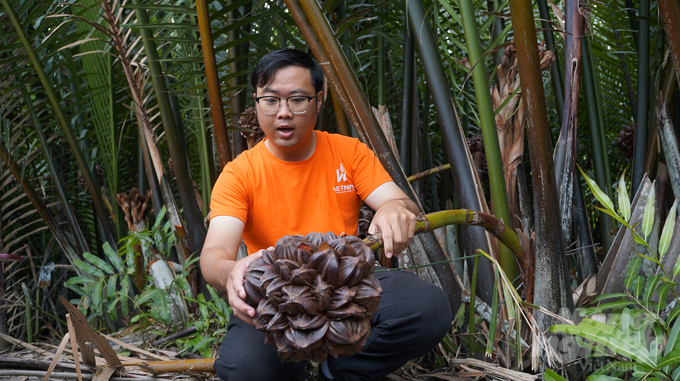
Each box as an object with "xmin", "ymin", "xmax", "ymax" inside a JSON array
[{"xmin": 316, "ymin": 91, "xmax": 323, "ymax": 113}]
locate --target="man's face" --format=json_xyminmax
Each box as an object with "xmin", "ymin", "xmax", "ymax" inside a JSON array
[{"xmin": 254, "ymin": 66, "xmax": 322, "ymax": 159}]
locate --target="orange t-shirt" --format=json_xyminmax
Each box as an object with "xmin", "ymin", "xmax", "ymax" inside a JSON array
[{"xmin": 210, "ymin": 131, "xmax": 393, "ymax": 254}]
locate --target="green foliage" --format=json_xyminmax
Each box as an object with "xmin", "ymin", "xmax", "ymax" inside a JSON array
[{"xmin": 551, "ymin": 170, "xmax": 680, "ymax": 380}]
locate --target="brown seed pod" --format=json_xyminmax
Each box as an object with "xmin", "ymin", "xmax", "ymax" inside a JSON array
[{"xmin": 244, "ymin": 232, "xmax": 382, "ymax": 363}]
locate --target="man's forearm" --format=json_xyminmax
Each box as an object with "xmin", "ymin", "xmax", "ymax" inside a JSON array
[{"xmin": 200, "ymin": 247, "xmax": 237, "ymax": 291}]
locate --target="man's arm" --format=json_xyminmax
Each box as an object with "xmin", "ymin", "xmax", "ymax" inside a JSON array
[
  {"xmin": 200, "ymin": 216, "xmax": 261, "ymax": 324},
  {"xmin": 363, "ymin": 181, "xmax": 419, "ymax": 258}
]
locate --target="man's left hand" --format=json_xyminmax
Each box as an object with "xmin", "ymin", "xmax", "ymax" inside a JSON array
[{"xmin": 368, "ymin": 199, "xmax": 417, "ymax": 258}]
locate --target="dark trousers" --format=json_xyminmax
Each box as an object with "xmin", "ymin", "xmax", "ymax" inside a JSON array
[{"xmin": 214, "ymin": 269, "xmax": 453, "ymax": 381}]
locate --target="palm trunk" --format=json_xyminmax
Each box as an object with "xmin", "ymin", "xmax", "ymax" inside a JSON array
[
  {"xmin": 406, "ymin": 0, "xmax": 496, "ymax": 304},
  {"xmin": 459, "ymin": 0, "xmax": 518, "ymax": 281},
  {"xmin": 131, "ymin": 0, "xmax": 207, "ymax": 254},
  {"xmin": 229, "ymin": 0, "xmax": 247, "ymax": 158},
  {"xmin": 632, "ymin": 0, "xmax": 651, "ymax": 193},
  {"xmin": 536, "ymin": 0, "xmax": 564, "ymax": 117},
  {"xmin": 286, "ymin": 0, "xmax": 464, "ymax": 314},
  {"xmin": 582, "ymin": 37, "xmax": 612, "ymax": 252},
  {"xmin": 196, "ymin": 0, "xmax": 232, "ymax": 169},
  {"xmin": 553, "ymin": 0, "xmax": 582, "ymax": 249},
  {"xmin": 508, "ymin": 0, "xmax": 574, "ymax": 328},
  {"xmin": 399, "ymin": 25, "xmax": 414, "ymax": 172},
  {"xmin": 658, "ymin": 0, "xmax": 680, "ymax": 88}
]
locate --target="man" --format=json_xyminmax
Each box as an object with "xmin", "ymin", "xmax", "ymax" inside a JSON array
[{"xmin": 200, "ymin": 49, "xmax": 452, "ymax": 381}]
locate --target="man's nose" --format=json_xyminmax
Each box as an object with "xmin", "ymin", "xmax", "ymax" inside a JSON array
[{"xmin": 276, "ymin": 100, "xmax": 293, "ymax": 118}]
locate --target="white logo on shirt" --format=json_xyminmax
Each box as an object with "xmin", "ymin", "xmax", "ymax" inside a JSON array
[
  {"xmin": 336, "ymin": 163, "xmax": 347, "ymax": 183},
  {"xmin": 334, "ymin": 163, "xmax": 355, "ymax": 194}
]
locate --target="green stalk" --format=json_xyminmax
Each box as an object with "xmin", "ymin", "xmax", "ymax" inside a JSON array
[
  {"xmin": 196, "ymin": 0, "xmax": 232, "ymax": 168},
  {"xmin": 365, "ymin": 209, "xmax": 521, "ymax": 259},
  {"xmin": 632, "ymin": 0, "xmax": 650, "ymax": 193},
  {"xmin": 459, "ymin": 0, "xmax": 518, "ymax": 280},
  {"xmin": 582, "ymin": 37, "xmax": 612, "ymax": 251},
  {"xmin": 1, "ymin": 0, "xmax": 117, "ymax": 248},
  {"xmin": 536, "ymin": 0, "xmax": 564, "ymax": 117},
  {"xmin": 408, "ymin": 164, "xmax": 451, "ymax": 182},
  {"xmin": 131, "ymin": 0, "xmax": 206, "ymax": 254},
  {"xmin": 400, "ymin": 25, "xmax": 414, "ymax": 172},
  {"xmin": 287, "ymin": 0, "xmax": 463, "ymax": 314},
  {"xmin": 508, "ymin": 0, "xmax": 573, "ymax": 327},
  {"xmin": 406, "ymin": 0, "xmax": 495, "ymax": 305}
]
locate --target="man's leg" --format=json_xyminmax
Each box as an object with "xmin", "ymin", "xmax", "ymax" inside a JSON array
[
  {"xmin": 326, "ymin": 269, "xmax": 453, "ymax": 381},
  {"xmin": 214, "ymin": 315, "xmax": 307, "ymax": 381}
]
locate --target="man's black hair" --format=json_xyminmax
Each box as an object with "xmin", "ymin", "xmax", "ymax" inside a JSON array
[{"xmin": 251, "ymin": 49, "xmax": 324, "ymax": 94}]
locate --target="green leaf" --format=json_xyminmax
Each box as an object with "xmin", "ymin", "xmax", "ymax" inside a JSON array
[
  {"xmin": 73, "ymin": 258, "xmax": 105, "ymax": 278},
  {"xmin": 618, "ymin": 170, "xmax": 631, "ymax": 222},
  {"xmin": 626, "ymin": 257, "xmax": 643, "ymax": 289},
  {"xmin": 544, "ymin": 369, "xmax": 568, "ymax": 381},
  {"xmin": 594, "ymin": 205, "xmax": 629, "ymax": 227},
  {"xmin": 551, "ymin": 319, "xmax": 655, "ymax": 367},
  {"xmin": 658, "ymin": 349, "xmax": 680, "ymax": 369},
  {"xmin": 580, "ymin": 300, "xmax": 635, "ymax": 316},
  {"xmin": 673, "ymin": 255, "xmax": 680, "ymax": 280},
  {"xmin": 642, "ymin": 182, "xmax": 656, "ymax": 239},
  {"xmin": 636, "ymin": 254, "xmax": 662, "ymax": 266},
  {"xmin": 633, "ymin": 234, "xmax": 648, "ymax": 246},
  {"xmin": 659, "ymin": 198, "xmax": 678, "ymax": 258},
  {"xmin": 580, "ymin": 165, "xmax": 616, "ymax": 212},
  {"xmin": 666, "ymin": 317, "xmax": 680, "ymax": 356},
  {"xmin": 83, "ymin": 252, "xmax": 114, "ymax": 275},
  {"xmin": 587, "ymin": 376, "xmax": 624, "ymax": 381},
  {"xmin": 91, "ymin": 279, "xmax": 104, "ymax": 308},
  {"xmin": 102, "ymin": 242, "xmax": 123, "ymax": 272}
]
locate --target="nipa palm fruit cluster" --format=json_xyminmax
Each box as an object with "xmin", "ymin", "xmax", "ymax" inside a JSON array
[{"xmin": 243, "ymin": 232, "xmax": 382, "ymax": 363}]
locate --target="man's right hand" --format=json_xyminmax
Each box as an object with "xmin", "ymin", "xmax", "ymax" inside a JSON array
[{"xmin": 225, "ymin": 249, "xmax": 268, "ymax": 325}]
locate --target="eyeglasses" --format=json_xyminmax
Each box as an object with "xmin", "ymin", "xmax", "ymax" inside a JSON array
[{"xmin": 255, "ymin": 95, "xmax": 317, "ymax": 115}]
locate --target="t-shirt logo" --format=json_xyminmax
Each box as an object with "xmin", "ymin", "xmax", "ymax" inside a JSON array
[
  {"xmin": 334, "ymin": 163, "xmax": 355, "ymax": 194},
  {"xmin": 336, "ymin": 163, "xmax": 347, "ymax": 183}
]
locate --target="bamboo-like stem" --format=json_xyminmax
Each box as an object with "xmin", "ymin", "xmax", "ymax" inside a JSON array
[
  {"xmin": 196, "ymin": 0, "xmax": 231, "ymax": 168},
  {"xmin": 632, "ymin": 0, "xmax": 651, "ymax": 193},
  {"xmin": 573, "ymin": 173, "xmax": 597, "ymax": 281},
  {"xmin": 536, "ymin": 0, "xmax": 564, "ymax": 117},
  {"xmin": 399, "ymin": 22, "xmax": 414, "ymax": 172},
  {"xmin": 582, "ymin": 37, "xmax": 612, "ymax": 251},
  {"xmin": 609, "ymin": 11, "xmax": 638, "ymax": 122},
  {"xmin": 659, "ymin": 0, "xmax": 680, "ymax": 88},
  {"xmin": 377, "ymin": 6, "xmax": 385, "ymax": 106},
  {"xmin": 658, "ymin": 97, "xmax": 680, "ymax": 200},
  {"xmin": 459, "ymin": 0, "xmax": 517, "ymax": 280},
  {"xmin": 408, "ymin": 164, "xmax": 451, "ymax": 183},
  {"xmin": 365, "ymin": 209, "xmax": 521, "ymax": 262},
  {"xmin": 1, "ymin": 0, "xmax": 117, "ymax": 248},
  {"xmin": 553, "ymin": 0, "xmax": 582, "ymax": 249},
  {"xmin": 287, "ymin": 0, "xmax": 462, "ymax": 313},
  {"xmin": 131, "ymin": 0, "xmax": 206, "ymax": 254},
  {"xmin": 229, "ymin": 0, "xmax": 247, "ymax": 158},
  {"xmin": 406, "ymin": 0, "xmax": 495, "ymax": 304},
  {"xmin": 508, "ymin": 0, "xmax": 573, "ymax": 327},
  {"xmin": 330, "ymin": 88, "xmax": 350, "ymax": 136}
]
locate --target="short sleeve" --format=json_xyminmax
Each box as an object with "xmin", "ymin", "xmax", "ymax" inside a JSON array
[
  {"xmin": 210, "ymin": 161, "xmax": 250, "ymax": 224},
  {"xmin": 350, "ymin": 139, "xmax": 394, "ymax": 200}
]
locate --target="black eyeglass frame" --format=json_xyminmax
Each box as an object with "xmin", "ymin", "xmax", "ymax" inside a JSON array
[{"xmin": 254, "ymin": 95, "xmax": 318, "ymax": 115}]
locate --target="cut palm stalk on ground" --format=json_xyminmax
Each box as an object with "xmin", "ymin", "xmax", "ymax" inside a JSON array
[{"xmin": 364, "ymin": 210, "xmax": 521, "ymax": 259}]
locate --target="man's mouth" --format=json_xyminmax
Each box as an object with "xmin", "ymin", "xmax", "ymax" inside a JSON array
[{"xmin": 277, "ymin": 126, "xmax": 294, "ymax": 138}]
